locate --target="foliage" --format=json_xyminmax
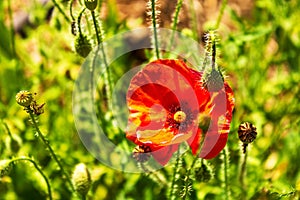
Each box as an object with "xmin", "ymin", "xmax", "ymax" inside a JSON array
[{"xmin": 0, "ymin": 0, "xmax": 300, "ymax": 199}]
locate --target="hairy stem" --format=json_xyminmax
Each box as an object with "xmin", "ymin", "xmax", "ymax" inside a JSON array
[
  {"xmin": 28, "ymin": 111, "xmax": 75, "ymax": 192},
  {"xmin": 150, "ymin": 0, "xmax": 160, "ymax": 59},
  {"xmin": 169, "ymin": 147, "xmax": 182, "ymax": 200},
  {"xmin": 188, "ymin": 0, "xmax": 198, "ymax": 40},
  {"xmin": 239, "ymin": 150, "xmax": 248, "ymax": 199},
  {"xmin": 77, "ymin": 8, "xmax": 86, "ymax": 36},
  {"xmin": 181, "ymin": 134, "xmax": 205, "ymax": 200},
  {"xmin": 10, "ymin": 157, "xmax": 52, "ymax": 200},
  {"xmin": 222, "ymin": 148, "xmax": 230, "ymax": 200}
]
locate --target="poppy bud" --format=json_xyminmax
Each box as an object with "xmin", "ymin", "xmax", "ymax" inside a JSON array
[
  {"xmin": 194, "ymin": 161, "xmax": 212, "ymax": 182},
  {"xmin": 16, "ymin": 90, "xmax": 33, "ymax": 107},
  {"xmin": 85, "ymin": 0, "xmax": 98, "ymax": 11},
  {"xmin": 72, "ymin": 163, "xmax": 91, "ymax": 197},
  {"xmin": 203, "ymin": 68, "xmax": 224, "ymax": 92},
  {"xmin": 75, "ymin": 34, "xmax": 92, "ymax": 58}
]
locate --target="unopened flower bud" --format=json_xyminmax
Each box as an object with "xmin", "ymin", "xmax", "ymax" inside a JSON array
[
  {"xmin": 75, "ymin": 34, "xmax": 92, "ymax": 58},
  {"xmin": 72, "ymin": 163, "xmax": 91, "ymax": 197},
  {"xmin": 16, "ymin": 90, "xmax": 33, "ymax": 107},
  {"xmin": 85, "ymin": 0, "xmax": 98, "ymax": 11},
  {"xmin": 203, "ymin": 68, "xmax": 224, "ymax": 92},
  {"xmin": 194, "ymin": 162, "xmax": 212, "ymax": 182}
]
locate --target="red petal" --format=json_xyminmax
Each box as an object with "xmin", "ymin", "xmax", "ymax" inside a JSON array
[
  {"xmin": 126, "ymin": 59, "xmax": 201, "ymax": 148},
  {"xmin": 151, "ymin": 144, "xmax": 179, "ymax": 166},
  {"xmin": 187, "ymin": 128, "xmax": 202, "ymax": 155}
]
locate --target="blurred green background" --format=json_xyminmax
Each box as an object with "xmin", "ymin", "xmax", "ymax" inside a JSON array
[{"xmin": 0, "ymin": 0, "xmax": 300, "ymax": 199}]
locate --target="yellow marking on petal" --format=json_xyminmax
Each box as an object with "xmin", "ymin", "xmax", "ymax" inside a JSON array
[{"xmin": 137, "ymin": 128, "xmax": 175, "ymax": 145}]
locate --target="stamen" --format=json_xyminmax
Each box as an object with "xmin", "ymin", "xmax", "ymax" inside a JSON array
[{"xmin": 173, "ymin": 111, "xmax": 186, "ymax": 123}]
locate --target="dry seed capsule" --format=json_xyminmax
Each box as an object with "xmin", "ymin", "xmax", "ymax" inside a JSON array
[
  {"xmin": 238, "ymin": 122, "xmax": 257, "ymax": 153},
  {"xmin": 16, "ymin": 90, "xmax": 33, "ymax": 107},
  {"xmin": 132, "ymin": 145, "xmax": 151, "ymax": 163}
]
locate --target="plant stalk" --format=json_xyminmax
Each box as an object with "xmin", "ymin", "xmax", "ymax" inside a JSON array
[
  {"xmin": 10, "ymin": 157, "xmax": 52, "ymax": 200},
  {"xmin": 28, "ymin": 110, "xmax": 75, "ymax": 192},
  {"xmin": 150, "ymin": 0, "xmax": 160, "ymax": 59},
  {"xmin": 51, "ymin": 0, "xmax": 71, "ymax": 23}
]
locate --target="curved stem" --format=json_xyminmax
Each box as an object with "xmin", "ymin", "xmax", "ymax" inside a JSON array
[
  {"xmin": 28, "ymin": 111, "xmax": 75, "ymax": 192},
  {"xmin": 51, "ymin": 0, "xmax": 71, "ymax": 23},
  {"xmin": 10, "ymin": 157, "xmax": 52, "ymax": 200},
  {"xmin": 69, "ymin": 0, "xmax": 75, "ymax": 21},
  {"xmin": 77, "ymin": 8, "xmax": 86, "ymax": 36}
]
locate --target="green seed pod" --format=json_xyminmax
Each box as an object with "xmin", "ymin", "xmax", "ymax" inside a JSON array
[
  {"xmin": 72, "ymin": 163, "xmax": 91, "ymax": 197},
  {"xmin": 198, "ymin": 113, "xmax": 211, "ymax": 133},
  {"xmin": 16, "ymin": 90, "xmax": 33, "ymax": 107},
  {"xmin": 85, "ymin": 0, "xmax": 98, "ymax": 11},
  {"xmin": 75, "ymin": 34, "xmax": 92, "ymax": 58}
]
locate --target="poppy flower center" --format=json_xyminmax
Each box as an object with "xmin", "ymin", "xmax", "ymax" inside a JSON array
[{"xmin": 173, "ymin": 111, "xmax": 187, "ymax": 123}]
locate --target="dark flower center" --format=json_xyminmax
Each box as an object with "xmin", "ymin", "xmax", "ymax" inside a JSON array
[{"xmin": 165, "ymin": 103, "xmax": 194, "ymax": 133}]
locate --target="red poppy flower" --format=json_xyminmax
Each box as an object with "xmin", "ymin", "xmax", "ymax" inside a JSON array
[{"xmin": 126, "ymin": 59, "xmax": 234, "ymax": 166}]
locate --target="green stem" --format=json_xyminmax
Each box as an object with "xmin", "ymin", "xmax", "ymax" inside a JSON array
[
  {"xmin": 91, "ymin": 10, "xmax": 113, "ymax": 112},
  {"xmin": 239, "ymin": 149, "xmax": 248, "ymax": 199},
  {"xmin": 150, "ymin": 0, "xmax": 160, "ymax": 59},
  {"xmin": 188, "ymin": 0, "xmax": 198, "ymax": 41},
  {"xmin": 28, "ymin": 110, "xmax": 75, "ymax": 192},
  {"xmin": 222, "ymin": 148, "xmax": 230, "ymax": 200},
  {"xmin": 139, "ymin": 162, "xmax": 167, "ymax": 187},
  {"xmin": 2, "ymin": 121, "xmax": 13, "ymax": 138},
  {"xmin": 51, "ymin": 0, "xmax": 71, "ymax": 23},
  {"xmin": 91, "ymin": 11, "xmax": 101, "ymax": 45},
  {"xmin": 169, "ymin": 0, "xmax": 183, "ymax": 48},
  {"xmin": 212, "ymin": 38, "xmax": 216, "ymax": 70},
  {"xmin": 169, "ymin": 147, "xmax": 182, "ymax": 200},
  {"xmin": 215, "ymin": 0, "xmax": 228, "ymax": 29},
  {"xmin": 181, "ymin": 134, "xmax": 206, "ymax": 200},
  {"xmin": 77, "ymin": 8, "xmax": 86, "ymax": 36},
  {"xmin": 69, "ymin": 0, "xmax": 75, "ymax": 21},
  {"xmin": 10, "ymin": 157, "xmax": 52, "ymax": 200}
]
